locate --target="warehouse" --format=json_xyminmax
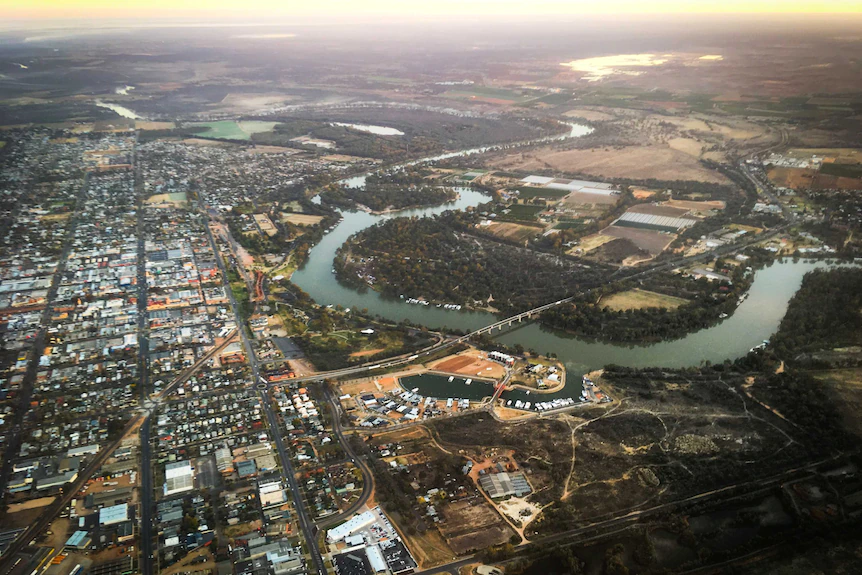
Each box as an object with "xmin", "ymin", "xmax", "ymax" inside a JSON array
[
  {"xmin": 327, "ymin": 511, "xmax": 375, "ymax": 543},
  {"xmin": 478, "ymin": 471, "xmax": 532, "ymax": 498},
  {"xmin": 163, "ymin": 460, "xmax": 194, "ymax": 496}
]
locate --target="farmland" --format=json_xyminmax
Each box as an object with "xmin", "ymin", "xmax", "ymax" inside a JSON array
[
  {"xmin": 490, "ymin": 145, "xmax": 732, "ymax": 184},
  {"xmin": 481, "ymin": 221, "xmax": 543, "ymax": 243},
  {"xmin": 189, "ymin": 120, "xmax": 277, "ymax": 140},
  {"xmin": 497, "ymin": 204, "xmax": 545, "ymax": 223}
]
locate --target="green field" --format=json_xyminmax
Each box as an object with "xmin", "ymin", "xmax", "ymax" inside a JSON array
[
  {"xmin": 517, "ymin": 186, "xmax": 570, "ymax": 199},
  {"xmin": 820, "ymin": 162, "xmax": 862, "ymax": 179},
  {"xmin": 555, "ymin": 221, "xmax": 586, "ymax": 230},
  {"xmin": 499, "ymin": 204, "xmax": 545, "ymax": 222},
  {"xmin": 190, "ymin": 120, "xmax": 278, "ymax": 141}
]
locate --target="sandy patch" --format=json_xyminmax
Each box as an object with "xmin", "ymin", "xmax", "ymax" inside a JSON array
[
  {"xmin": 496, "ymin": 496, "xmax": 543, "ymax": 525},
  {"xmin": 136, "ymin": 121, "xmax": 175, "ymax": 130},
  {"xmin": 281, "ymin": 213, "xmax": 325, "ymax": 226},
  {"xmin": 601, "ymin": 289, "xmax": 688, "ymax": 311}
]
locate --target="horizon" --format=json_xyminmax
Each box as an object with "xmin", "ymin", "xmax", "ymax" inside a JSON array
[{"xmin": 3, "ymin": 0, "xmax": 862, "ymax": 25}]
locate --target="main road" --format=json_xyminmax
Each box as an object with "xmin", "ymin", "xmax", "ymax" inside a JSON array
[{"xmin": 205, "ymin": 216, "xmax": 328, "ymax": 575}]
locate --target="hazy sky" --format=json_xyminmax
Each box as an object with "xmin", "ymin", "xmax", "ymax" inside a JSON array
[{"xmin": 4, "ymin": 0, "xmax": 862, "ymax": 21}]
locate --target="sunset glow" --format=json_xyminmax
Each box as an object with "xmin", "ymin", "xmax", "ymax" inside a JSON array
[{"xmin": 3, "ymin": 0, "xmax": 861, "ymax": 21}]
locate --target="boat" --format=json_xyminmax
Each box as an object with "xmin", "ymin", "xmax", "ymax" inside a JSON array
[
  {"xmin": 465, "ymin": 378, "xmax": 472, "ymax": 385},
  {"xmin": 447, "ymin": 376, "xmax": 454, "ymax": 382}
]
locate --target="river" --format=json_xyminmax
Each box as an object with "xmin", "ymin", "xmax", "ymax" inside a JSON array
[{"xmin": 292, "ymin": 123, "xmax": 845, "ymax": 403}]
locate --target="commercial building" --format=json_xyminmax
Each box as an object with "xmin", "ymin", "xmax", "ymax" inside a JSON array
[
  {"xmin": 164, "ymin": 460, "xmax": 194, "ymax": 496},
  {"xmin": 327, "ymin": 511, "xmax": 375, "ymax": 543},
  {"xmin": 478, "ymin": 471, "xmax": 532, "ymax": 498},
  {"xmin": 99, "ymin": 503, "xmax": 129, "ymax": 526}
]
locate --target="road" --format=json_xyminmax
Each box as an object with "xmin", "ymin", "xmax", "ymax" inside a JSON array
[
  {"xmin": 313, "ymin": 387, "xmax": 375, "ymax": 530},
  {"xmin": 133, "ymin": 142, "xmax": 155, "ymax": 575},
  {"xmin": 205, "ymin": 216, "xmax": 327, "ymax": 575},
  {"xmin": 139, "ymin": 417, "xmax": 153, "ymax": 574},
  {"xmin": 0, "ymin": 173, "xmax": 90, "ymax": 501}
]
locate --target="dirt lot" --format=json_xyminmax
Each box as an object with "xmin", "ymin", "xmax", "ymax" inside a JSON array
[
  {"xmin": 338, "ymin": 376, "xmax": 401, "ymax": 399},
  {"xmin": 439, "ymin": 499, "xmax": 515, "ymax": 554},
  {"xmin": 601, "ymin": 289, "xmax": 689, "ymax": 311},
  {"xmin": 562, "ymin": 190, "xmax": 620, "ymax": 207},
  {"xmin": 569, "ymin": 233, "xmax": 617, "ymax": 254},
  {"xmin": 281, "ymin": 213, "xmax": 325, "ymax": 226},
  {"xmin": 602, "ymin": 225, "xmax": 677, "ymax": 256},
  {"xmin": 160, "ymin": 547, "xmax": 215, "ymax": 575},
  {"xmin": 7, "ymin": 496, "xmax": 55, "ymax": 514},
  {"xmin": 429, "ymin": 350, "xmax": 507, "ymax": 379},
  {"xmin": 490, "ymin": 144, "xmax": 730, "ymax": 184},
  {"xmin": 627, "ymin": 203, "xmax": 692, "ymax": 218},
  {"xmin": 767, "ymin": 167, "xmax": 818, "ymax": 189},
  {"xmin": 665, "ymin": 199, "xmax": 726, "ymax": 212},
  {"xmin": 483, "ymin": 221, "xmax": 542, "ymax": 242}
]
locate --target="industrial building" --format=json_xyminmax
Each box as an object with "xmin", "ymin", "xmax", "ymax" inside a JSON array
[{"xmin": 478, "ymin": 471, "xmax": 532, "ymax": 499}]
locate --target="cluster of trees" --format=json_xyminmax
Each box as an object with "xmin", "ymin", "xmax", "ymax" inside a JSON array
[
  {"xmin": 771, "ymin": 268, "xmax": 862, "ymax": 362},
  {"xmin": 325, "ymin": 169, "xmax": 457, "ymax": 211},
  {"xmin": 337, "ymin": 216, "xmax": 609, "ymax": 313},
  {"xmin": 251, "ymin": 120, "xmax": 440, "ymax": 161},
  {"xmin": 541, "ymin": 263, "xmax": 756, "ymax": 343}
]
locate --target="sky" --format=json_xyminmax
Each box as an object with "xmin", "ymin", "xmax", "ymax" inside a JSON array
[{"xmin": 3, "ymin": 0, "xmax": 862, "ymax": 21}]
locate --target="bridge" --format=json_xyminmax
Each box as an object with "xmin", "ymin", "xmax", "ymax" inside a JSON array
[
  {"xmin": 264, "ymin": 298, "xmax": 575, "ymax": 385},
  {"xmin": 459, "ymin": 298, "xmax": 573, "ymax": 340}
]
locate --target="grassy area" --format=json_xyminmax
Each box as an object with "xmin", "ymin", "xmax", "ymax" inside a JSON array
[
  {"xmin": 820, "ymin": 162, "xmax": 862, "ymax": 179},
  {"xmin": 602, "ymin": 289, "xmax": 689, "ymax": 311},
  {"xmin": 230, "ymin": 281, "xmax": 251, "ymax": 321}
]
